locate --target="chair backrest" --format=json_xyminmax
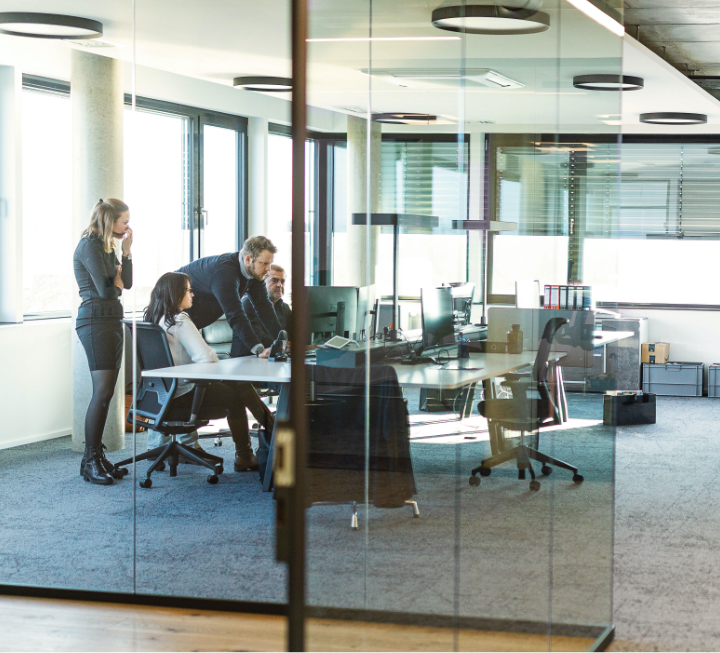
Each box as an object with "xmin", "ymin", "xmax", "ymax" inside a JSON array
[
  {"xmin": 532, "ymin": 317, "xmax": 569, "ymax": 383},
  {"xmin": 121, "ymin": 320, "xmax": 177, "ymax": 426}
]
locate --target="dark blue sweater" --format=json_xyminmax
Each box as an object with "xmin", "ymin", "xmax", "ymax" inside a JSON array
[{"xmin": 177, "ymin": 253, "xmax": 282, "ymax": 354}]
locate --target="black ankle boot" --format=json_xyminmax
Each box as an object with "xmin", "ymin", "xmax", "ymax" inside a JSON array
[
  {"xmin": 81, "ymin": 446, "xmax": 113, "ymax": 485},
  {"xmin": 99, "ymin": 444, "xmax": 128, "ymax": 478}
]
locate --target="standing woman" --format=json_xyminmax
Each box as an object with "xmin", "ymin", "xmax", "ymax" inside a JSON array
[{"xmin": 74, "ymin": 198, "xmax": 133, "ymax": 485}]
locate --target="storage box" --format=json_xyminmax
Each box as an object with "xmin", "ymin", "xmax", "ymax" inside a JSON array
[
  {"xmin": 641, "ymin": 342, "xmax": 670, "ymax": 364},
  {"xmin": 603, "ymin": 392, "xmax": 656, "ymax": 426},
  {"xmin": 642, "ymin": 362, "xmax": 703, "ymax": 397},
  {"xmin": 709, "ymin": 364, "xmax": 720, "ymax": 398}
]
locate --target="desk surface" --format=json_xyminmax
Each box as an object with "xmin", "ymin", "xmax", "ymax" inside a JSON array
[{"xmin": 142, "ymin": 351, "xmax": 558, "ymax": 390}]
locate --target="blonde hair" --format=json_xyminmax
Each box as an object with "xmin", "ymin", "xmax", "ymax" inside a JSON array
[{"xmin": 82, "ymin": 198, "xmax": 129, "ymax": 253}]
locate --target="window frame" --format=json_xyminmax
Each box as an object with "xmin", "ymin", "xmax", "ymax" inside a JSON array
[{"xmin": 486, "ymin": 132, "xmax": 720, "ymax": 309}]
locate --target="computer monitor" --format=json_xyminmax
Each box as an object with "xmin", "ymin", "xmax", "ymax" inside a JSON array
[
  {"xmin": 421, "ymin": 287, "xmax": 455, "ymax": 353},
  {"xmin": 355, "ymin": 284, "xmax": 376, "ymax": 340},
  {"xmin": 307, "ymin": 286, "xmax": 358, "ymax": 343},
  {"xmin": 450, "ymin": 282, "xmax": 475, "ymax": 328}
]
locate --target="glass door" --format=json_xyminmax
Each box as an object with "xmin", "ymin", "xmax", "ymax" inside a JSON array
[{"xmin": 198, "ymin": 115, "xmax": 247, "ymax": 257}]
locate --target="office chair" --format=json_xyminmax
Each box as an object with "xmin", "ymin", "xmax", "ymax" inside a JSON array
[
  {"xmin": 116, "ymin": 321, "xmax": 224, "ymax": 488},
  {"xmin": 469, "ymin": 317, "xmax": 584, "ymax": 491},
  {"xmin": 307, "ymin": 364, "xmax": 419, "ymax": 529}
]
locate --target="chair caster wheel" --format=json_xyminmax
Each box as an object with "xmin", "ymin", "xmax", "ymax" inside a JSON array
[
  {"xmin": 139, "ymin": 478, "xmax": 152, "ymax": 489},
  {"xmin": 469, "ymin": 476, "xmax": 481, "ymax": 487},
  {"xmin": 214, "ymin": 438, "xmax": 222, "ymax": 447},
  {"xmin": 155, "ymin": 461, "xmax": 166, "ymax": 472},
  {"xmin": 573, "ymin": 473, "xmax": 584, "ymax": 483},
  {"xmin": 478, "ymin": 467, "xmax": 491, "ymax": 477},
  {"xmin": 112, "ymin": 468, "xmax": 128, "ymax": 479},
  {"xmin": 207, "ymin": 474, "xmax": 219, "ymax": 484},
  {"xmin": 216, "ymin": 465, "xmax": 224, "ymax": 475},
  {"xmin": 529, "ymin": 480, "xmax": 541, "ymax": 491},
  {"xmin": 541, "ymin": 465, "xmax": 552, "ymax": 476},
  {"xmin": 518, "ymin": 469, "xmax": 526, "ymax": 480}
]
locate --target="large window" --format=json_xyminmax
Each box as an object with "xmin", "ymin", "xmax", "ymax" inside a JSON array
[
  {"xmin": 19, "ymin": 79, "xmax": 247, "ymax": 318},
  {"xmin": 490, "ymin": 135, "xmax": 720, "ymax": 306},
  {"xmin": 21, "ymin": 89, "xmax": 73, "ymax": 316}
]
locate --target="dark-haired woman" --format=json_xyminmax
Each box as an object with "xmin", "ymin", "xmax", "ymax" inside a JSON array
[
  {"xmin": 74, "ymin": 198, "xmax": 133, "ymax": 485},
  {"xmin": 144, "ymin": 272, "xmax": 273, "ymax": 469}
]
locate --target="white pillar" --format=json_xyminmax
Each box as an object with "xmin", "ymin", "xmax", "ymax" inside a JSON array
[
  {"xmin": 0, "ymin": 66, "xmax": 23, "ymax": 324},
  {"xmin": 71, "ymin": 51, "xmax": 125, "ymax": 451},
  {"xmin": 346, "ymin": 115, "xmax": 381, "ymax": 287},
  {"xmin": 468, "ymin": 131, "xmax": 485, "ymax": 305},
  {"xmin": 247, "ymin": 117, "xmax": 269, "ymax": 237}
]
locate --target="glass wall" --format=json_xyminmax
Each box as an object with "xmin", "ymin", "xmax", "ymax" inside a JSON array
[
  {"xmin": 2, "ymin": 0, "xmax": 624, "ymax": 649},
  {"xmin": 302, "ymin": 0, "xmax": 623, "ymax": 650}
]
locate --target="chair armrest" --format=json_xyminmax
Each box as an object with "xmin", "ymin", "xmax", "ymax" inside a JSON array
[{"xmin": 187, "ymin": 383, "xmax": 208, "ymax": 426}]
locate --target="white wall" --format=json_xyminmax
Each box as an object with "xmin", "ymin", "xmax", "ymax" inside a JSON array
[{"xmin": 0, "ymin": 320, "xmax": 72, "ymax": 450}]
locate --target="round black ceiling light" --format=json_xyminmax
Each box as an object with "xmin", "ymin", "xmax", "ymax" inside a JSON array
[
  {"xmin": 431, "ymin": 4, "xmax": 550, "ymax": 36},
  {"xmin": 372, "ymin": 113, "xmax": 437, "ymax": 124},
  {"xmin": 232, "ymin": 76, "xmax": 292, "ymax": 92},
  {"xmin": 573, "ymin": 74, "xmax": 644, "ymax": 91},
  {"xmin": 0, "ymin": 12, "xmax": 102, "ymax": 39},
  {"xmin": 640, "ymin": 112, "xmax": 707, "ymax": 125}
]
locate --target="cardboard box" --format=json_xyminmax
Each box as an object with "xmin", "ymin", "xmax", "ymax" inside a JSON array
[{"xmin": 641, "ymin": 342, "xmax": 670, "ymax": 365}]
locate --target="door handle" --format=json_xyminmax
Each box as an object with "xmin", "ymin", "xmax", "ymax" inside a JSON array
[{"xmin": 200, "ymin": 208, "xmax": 208, "ymax": 226}]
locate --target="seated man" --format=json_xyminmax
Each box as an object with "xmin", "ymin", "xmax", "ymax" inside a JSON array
[
  {"xmin": 176, "ymin": 235, "xmax": 283, "ymax": 471},
  {"xmin": 241, "ymin": 263, "xmax": 291, "ymax": 350}
]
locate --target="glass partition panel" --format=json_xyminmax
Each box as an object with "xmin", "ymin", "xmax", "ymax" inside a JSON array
[
  {"xmin": 304, "ymin": 0, "xmax": 621, "ymax": 650},
  {"xmin": 0, "ymin": 0, "xmax": 135, "ymax": 593},
  {"xmin": 127, "ymin": 1, "xmax": 287, "ymax": 604}
]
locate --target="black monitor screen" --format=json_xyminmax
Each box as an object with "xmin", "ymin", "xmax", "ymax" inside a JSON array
[
  {"xmin": 307, "ymin": 286, "xmax": 358, "ymax": 343},
  {"xmin": 421, "ymin": 287, "xmax": 455, "ymax": 352},
  {"xmin": 356, "ymin": 284, "xmax": 376, "ymax": 340}
]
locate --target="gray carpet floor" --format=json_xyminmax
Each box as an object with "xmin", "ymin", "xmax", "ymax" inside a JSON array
[{"xmin": 0, "ymin": 392, "xmax": 714, "ymax": 650}]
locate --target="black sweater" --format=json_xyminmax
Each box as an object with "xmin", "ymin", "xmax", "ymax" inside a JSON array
[
  {"xmin": 177, "ymin": 253, "xmax": 282, "ymax": 353},
  {"xmin": 73, "ymin": 236, "xmax": 132, "ymax": 317},
  {"xmin": 241, "ymin": 295, "xmax": 292, "ymax": 349}
]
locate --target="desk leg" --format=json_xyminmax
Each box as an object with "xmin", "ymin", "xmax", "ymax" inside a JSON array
[
  {"xmin": 263, "ymin": 382, "xmax": 290, "ymax": 493},
  {"xmin": 483, "ymin": 377, "xmax": 505, "ymax": 456}
]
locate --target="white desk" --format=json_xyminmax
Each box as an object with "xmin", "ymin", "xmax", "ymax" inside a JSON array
[{"xmin": 142, "ymin": 351, "xmax": 561, "ymax": 491}]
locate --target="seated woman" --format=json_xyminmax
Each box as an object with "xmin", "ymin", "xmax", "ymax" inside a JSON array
[{"xmin": 144, "ymin": 272, "xmax": 274, "ymax": 472}]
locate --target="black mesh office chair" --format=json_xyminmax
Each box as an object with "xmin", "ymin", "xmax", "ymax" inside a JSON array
[
  {"xmin": 116, "ymin": 321, "xmax": 224, "ymax": 488},
  {"xmin": 470, "ymin": 317, "xmax": 584, "ymax": 491}
]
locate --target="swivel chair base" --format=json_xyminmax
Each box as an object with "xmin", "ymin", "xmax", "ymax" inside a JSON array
[
  {"xmin": 469, "ymin": 436, "xmax": 583, "ymax": 491},
  {"xmin": 114, "ymin": 437, "xmax": 224, "ymax": 488}
]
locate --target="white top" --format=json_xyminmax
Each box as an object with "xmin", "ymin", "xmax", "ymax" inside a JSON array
[{"xmin": 161, "ymin": 312, "xmax": 219, "ymax": 395}]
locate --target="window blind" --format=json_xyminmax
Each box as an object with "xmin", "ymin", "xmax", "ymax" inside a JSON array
[{"xmin": 381, "ymin": 140, "xmax": 469, "ymax": 233}]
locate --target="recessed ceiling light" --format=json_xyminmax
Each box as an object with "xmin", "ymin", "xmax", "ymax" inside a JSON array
[
  {"xmin": 233, "ymin": 76, "xmax": 292, "ymax": 92},
  {"xmin": 0, "ymin": 12, "xmax": 102, "ymax": 39},
  {"xmin": 565, "ymin": 0, "xmax": 624, "ymax": 37},
  {"xmin": 431, "ymin": 5, "xmax": 550, "ymax": 36},
  {"xmin": 640, "ymin": 112, "xmax": 707, "ymax": 125},
  {"xmin": 573, "ymin": 74, "xmax": 643, "ymax": 91},
  {"xmin": 372, "ymin": 113, "xmax": 437, "ymax": 124}
]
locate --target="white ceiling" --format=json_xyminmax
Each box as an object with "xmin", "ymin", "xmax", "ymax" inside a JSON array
[{"xmin": 1, "ymin": 0, "xmax": 719, "ymax": 131}]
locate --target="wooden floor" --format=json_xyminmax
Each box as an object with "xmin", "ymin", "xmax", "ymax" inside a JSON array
[{"xmin": 0, "ymin": 596, "xmax": 596, "ymax": 652}]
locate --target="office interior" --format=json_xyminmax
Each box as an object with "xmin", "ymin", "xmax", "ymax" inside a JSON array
[{"xmin": 2, "ymin": 0, "xmax": 720, "ymax": 651}]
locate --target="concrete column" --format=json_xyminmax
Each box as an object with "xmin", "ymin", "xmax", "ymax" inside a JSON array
[
  {"xmin": 71, "ymin": 51, "xmax": 125, "ymax": 451},
  {"xmin": 247, "ymin": 117, "xmax": 269, "ymax": 237},
  {"xmin": 467, "ymin": 131, "xmax": 484, "ymax": 304},
  {"xmin": 0, "ymin": 66, "xmax": 23, "ymax": 324},
  {"xmin": 346, "ymin": 115, "xmax": 381, "ymax": 287}
]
